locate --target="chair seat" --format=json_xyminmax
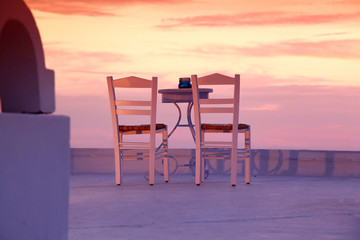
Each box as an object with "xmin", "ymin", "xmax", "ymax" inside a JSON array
[
  {"xmin": 201, "ymin": 123, "xmax": 249, "ymax": 131},
  {"xmin": 119, "ymin": 124, "xmax": 166, "ymax": 132}
]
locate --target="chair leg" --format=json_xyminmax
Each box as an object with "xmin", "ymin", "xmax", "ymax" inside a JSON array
[
  {"xmin": 149, "ymin": 155, "xmax": 155, "ymax": 185},
  {"xmin": 194, "ymin": 126, "xmax": 202, "ymax": 186},
  {"xmin": 245, "ymin": 155, "xmax": 250, "ymax": 184},
  {"xmin": 195, "ymin": 147, "xmax": 201, "ymax": 185},
  {"xmin": 162, "ymin": 131, "xmax": 169, "ymax": 182},
  {"xmin": 149, "ymin": 136, "xmax": 155, "ymax": 186},
  {"xmin": 114, "ymin": 147, "xmax": 121, "ymax": 185},
  {"xmin": 115, "ymin": 133, "xmax": 123, "ymax": 185},
  {"xmin": 245, "ymin": 129, "xmax": 251, "ymax": 184},
  {"xmin": 201, "ymin": 131, "xmax": 205, "ymax": 183},
  {"xmin": 201, "ymin": 154, "xmax": 205, "ymax": 183},
  {"xmin": 231, "ymin": 150, "xmax": 237, "ymax": 186}
]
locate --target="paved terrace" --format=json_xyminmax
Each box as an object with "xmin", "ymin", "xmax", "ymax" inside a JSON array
[
  {"xmin": 69, "ymin": 173, "xmax": 360, "ymax": 240},
  {"xmin": 68, "ymin": 148, "xmax": 360, "ymax": 239}
]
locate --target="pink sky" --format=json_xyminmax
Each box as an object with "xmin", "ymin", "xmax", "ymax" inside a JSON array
[{"xmin": 24, "ymin": 0, "xmax": 360, "ymax": 150}]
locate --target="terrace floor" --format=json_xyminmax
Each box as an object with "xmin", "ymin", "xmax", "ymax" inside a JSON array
[{"xmin": 69, "ymin": 173, "xmax": 360, "ymax": 240}]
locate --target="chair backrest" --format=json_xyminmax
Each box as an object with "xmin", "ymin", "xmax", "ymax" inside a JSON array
[
  {"xmin": 191, "ymin": 73, "xmax": 240, "ymax": 145},
  {"xmin": 106, "ymin": 76, "xmax": 158, "ymax": 144}
]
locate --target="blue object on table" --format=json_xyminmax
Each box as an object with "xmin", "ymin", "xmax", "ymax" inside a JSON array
[{"xmin": 178, "ymin": 77, "xmax": 192, "ymax": 88}]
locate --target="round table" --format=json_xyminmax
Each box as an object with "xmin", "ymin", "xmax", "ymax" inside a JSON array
[{"xmin": 158, "ymin": 88, "xmax": 213, "ymax": 140}]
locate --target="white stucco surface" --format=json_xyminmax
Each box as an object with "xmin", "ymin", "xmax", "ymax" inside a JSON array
[
  {"xmin": 0, "ymin": 113, "xmax": 70, "ymax": 240},
  {"xmin": 0, "ymin": 0, "xmax": 70, "ymax": 239}
]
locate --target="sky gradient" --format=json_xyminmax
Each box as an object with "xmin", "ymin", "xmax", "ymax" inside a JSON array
[{"xmin": 24, "ymin": 0, "xmax": 360, "ymax": 150}]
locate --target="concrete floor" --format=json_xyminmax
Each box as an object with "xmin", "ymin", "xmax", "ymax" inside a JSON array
[{"xmin": 69, "ymin": 174, "xmax": 360, "ymax": 240}]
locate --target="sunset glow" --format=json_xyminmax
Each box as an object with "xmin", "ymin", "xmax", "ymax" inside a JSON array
[{"xmin": 24, "ymin": 0, "xmax": 360, "ymax": 150}]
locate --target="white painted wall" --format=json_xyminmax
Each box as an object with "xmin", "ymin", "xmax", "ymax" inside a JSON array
[
  {"xmin": 0, "ymin": 1, "xmax": 70, "ymax": 239},
  {"xmin": 0, "ymin": 113, "xmax": 70, "ymax": 240}
]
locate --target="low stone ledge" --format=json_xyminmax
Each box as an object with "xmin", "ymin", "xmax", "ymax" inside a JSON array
[{"xmin": 71, "ymin": 148, "xmax": 360, "ymax": 178}]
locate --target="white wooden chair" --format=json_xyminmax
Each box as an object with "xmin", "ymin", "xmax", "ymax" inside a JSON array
[
  {"xmin": 191, "ymin": 73, "xmax": 251, "ymax": 186},
  {"xmin": 107, "ymin": 76, "xmax": 169, "ymax": 185}
]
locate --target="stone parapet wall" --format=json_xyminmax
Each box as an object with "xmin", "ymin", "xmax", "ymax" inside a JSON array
[{"xmin": 71, "ymin": 148, "xmax": 360, "ymax": 178}]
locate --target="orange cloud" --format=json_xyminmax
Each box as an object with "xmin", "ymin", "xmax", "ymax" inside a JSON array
[
  {"xmin": 45, "ymin": 49, "xmax": 130, "ymax": 72},
  {"xmin": 189, "ymin": 39, "xmax": 360, "ymax": 59},
  {"xmin": 158, "ymin": 11, "xmax": 360, "ymax": 28},
  {"xmin": 335, "ymin": 0, "xmax": 360, "ymax": 5},
  {"xmin": 24, "ymin": 0, "xmax": 189, "ymax": 16}
]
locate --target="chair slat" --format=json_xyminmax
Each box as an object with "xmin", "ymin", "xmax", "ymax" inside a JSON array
[
  {"xmin": 198, "ymin": 73, "xmax": 235, "ymax": 85},
  {"xmin": 200, "ymin": 107, "xmax": 233, "ymax": 113},
  {"xmin": 120, "ymin": 142, "xmax": 150, "ymax": 146},
  {"xmin": 116, "ymin": 109, "xmax": 151, "ymax": 115},
  {"xmin": 202, "ymin": 156, "xmax": 231, "ymax": 160},
  {"xmin": 202, "ymin": 141, "xmax": 233, "ymax": 145},
  {"xmin": 120, "ymin": 147, "xmax": 151, "ymax": 150},
  {"xmin": 112, "ymin": 76, "xmax": 152, "ymax": 88},
  {"xmin": 121, "ymin": 151, "xmax": 150, "ymax": 155},
  {"xmin": 199, "ymin": 99, "xmax": 234, "ymax": 104},
  {"xmin": 115, "ymin": 100, "xmax": 151, "ymax": 106}
]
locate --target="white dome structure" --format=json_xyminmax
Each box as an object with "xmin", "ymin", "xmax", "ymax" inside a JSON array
[{"xmin": 0, "ymin": 0, "xmax": 54, "ymax": 113}]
